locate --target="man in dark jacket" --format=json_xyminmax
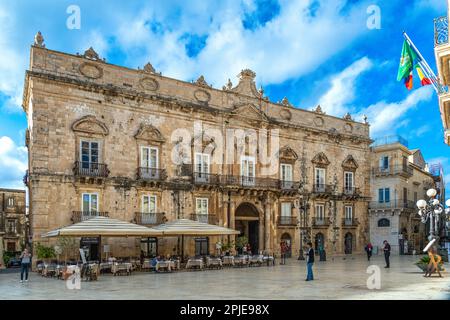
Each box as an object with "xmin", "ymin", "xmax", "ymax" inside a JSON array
[
  {"xmin": 305, "ymin": 242, "xmax": 314, "ymax": 281},
  {"xmin": 383, "ymin": 240, "xmax": 391, "ymax": 268}
]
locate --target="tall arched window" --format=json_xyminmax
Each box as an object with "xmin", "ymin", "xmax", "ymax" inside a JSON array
[{"xmin": 378, "ymin": 218, "xmax": 390, "ymax": 227}]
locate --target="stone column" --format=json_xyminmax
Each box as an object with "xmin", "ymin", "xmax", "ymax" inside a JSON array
[
  {"xmin": 264, "ymin": 196, "xmax": 271, "ymax": 252},
  {"xmin": 0, "ymin": 235, "xmax": 4, "ymax": 269}
]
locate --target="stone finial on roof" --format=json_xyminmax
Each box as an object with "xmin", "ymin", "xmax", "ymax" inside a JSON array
[
  {"xmin": 194, "ymin": 75, "xmax": 210, "ymax": 88},
  {"xmin": 239, "ymin": 69, "xmax": 256, "ymax": 80},
  {"xmin": 343, "ymin": 112, "xmax": 353, "ymax": 121},
  {"xmin": 281, "ymin": 97, "xmax": 292, "ymax": 107},
  {"xmin": 83, "ymin": 47, "xmax": 104, "ymax": 62},
  {"xmin": 363, "ymin": 114, "xmax": 368, "ymax": 124},
  {"xmin": 34, "ymin": 31, "xmax": 45, "ymax": 48},
  {"xmin": 143, "ymin": 62, "xmax": 155, "ymax": 73},
  {"xmin": 222, "ymin": 78, "xmax": 233, "ymax": 91},
  {"xmin": 314, "ymin": 105, "xmax": 324, "ymax": 114}
]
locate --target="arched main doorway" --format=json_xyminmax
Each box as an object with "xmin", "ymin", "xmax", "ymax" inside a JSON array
[
  {"xmin": 344, "ymin": 232, "xmax": 353, "ymax": 254},
  {"xmin": 281, "ymin": 233, "xmax": 292, "ymax": 258},
  {"xmin": 235, "ymin": 203, "xmax": 260, "ymax": 254},
  {"xmin": 315, "ymin": 233, "xmax": 324, "ymax": 255}
]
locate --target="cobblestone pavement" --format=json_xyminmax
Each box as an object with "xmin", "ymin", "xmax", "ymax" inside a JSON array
[{"xmin": 1, "ymin": 255, "xmax": 449, "ymax": 300}]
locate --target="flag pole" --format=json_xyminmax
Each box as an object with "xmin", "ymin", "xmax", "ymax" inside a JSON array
[{"xmin": 403, "ymin": 32, "xmax": 441, "ymax": 93}]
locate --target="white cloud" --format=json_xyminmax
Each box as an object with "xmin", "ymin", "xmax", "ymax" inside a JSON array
[
  {"xmin": 361, "ymin": 86, "xmax": 434, "ymax": 136},
  {"xmin": 0, "ymin": 136, "xmax": 27, "ymax": 189},
  {"xmin": 110, "ymin": 0, "xmax": 371, "ymax": 86},
  {"xmin": 0, "ymin": 5, "xmax": 27, "ymax": 111},
  {"xmin": 317, "ymin": 56, "xmax": 373, "ymax": 115}
]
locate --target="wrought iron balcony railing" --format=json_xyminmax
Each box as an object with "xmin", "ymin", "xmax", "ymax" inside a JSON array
[
  {"xmin": 342, "ymin": 218, "xmax": 359, "ymax": 227},
  {"xmin": 277, "ymin": 216, "xmax": 298, "ymax": 226},
  {"xmin": 312, "ymin": 217, "xmax": 330, "ymax": 227},
  {"xmin": 369, "ymin": 200, "xmax": 416, "ymax": 210},
  {"xmin": 193, "ymin": 172, "xmax": 221, "ymax": 185},
  {"xmin": 73, "ymin": 161, "xmax": 109, "ymax": 178},
  {"xmin": 372, "ymin": 165, "xmax": 413, "ymax": 177},
  {"xmin": 190, "ymin": 214, "xmax": 217, "ymax": 224},
  {"xmin": 71, "ymin": 211, "xmax": 109, "ymax": 223},
  {"xmin": 137, "ymin": 167, "xmax": 167, "ymax": 181},
  {"xmin": 312, "ymin": 184, "xmax": 333, "ymax": 194},
  {"xmin": 435, "ymin": 16, "xmax": 449, "ymax": 46},
  {"xmin": 134, "ymin": 212, "xmax": 166, "ymax": 225},
  {"xmin": 280, "ymin": 180, "xmax": 300, "ymax": 190},
  {"xmin": 343, "ymin": 186, "xmax": 360, "ymax": 196}
]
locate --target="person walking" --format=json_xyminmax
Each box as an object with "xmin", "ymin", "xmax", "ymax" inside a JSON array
[
  {"xmin": 383, "ymin": 240, "xmax": 391, "ymax": 268},
  {"xmin": 19, "ymin": 248, "xmax": 32, "ymax": 283},
  {"xmin": 365, "ymin": 242, "xmax": 373, "ymax": 261},
  {"xmin": 305, "ymin": 242, "xmax": 314, "ymax": 281},
  {"xmin": 280, "ymin": 241, "xmax": 286, "ymax": 265}
]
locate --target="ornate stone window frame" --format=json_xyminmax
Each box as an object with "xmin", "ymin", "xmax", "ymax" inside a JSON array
[
  {"xmin": 134, "ymin": 124, "xmax": 166, "ymax": 170},
  {"xmin": 72, "ymin": 115, "xmax": 109, "ymax": 164}
]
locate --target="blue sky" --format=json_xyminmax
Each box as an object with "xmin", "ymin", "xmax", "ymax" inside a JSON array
[{"xmin": 0, "ymin": 0, "xmax": 449, "ymax": 199}]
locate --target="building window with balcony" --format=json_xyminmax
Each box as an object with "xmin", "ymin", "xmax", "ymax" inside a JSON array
[
  {"xmin": 80, "ymin": 140, "xmax": 100, "ymax": 170},
  {"xmin": 6, "ymin": 219, "xmax": 16, "ymax": 234},
  {"xmin": 241, "ymin": 156, "xmax": 255, "ymax": 186},
  {"xmin": 195, "ymin": 198, "xmax": 209, "ymax": 223},
  {"xmin": 194, "ymin": 153, "xmax": 210, "ymax": 182},
  {"xmin": 378, "ymin": 188, "xmax": 390, "ymax": 203},
  {"xmin": 82, "ymin": 193, "xmax": 98, "ymax": 220},
  {"xmin": 7, "ymin": 197, "xmax": 14, "ymax": 207},
  {"xmin": 344, "ymin": 206, "xmax": 353, "ymax": 225},
  {"xmin": 280, "ymin": 202, "xmax": 292, "ymax": 225},
  {"xmin": 140, "ymin": 146, "xmax": 159, "ymax": 179},
  {"xmin": 280, "ymin": 163, "xmax": 293, "ymax": 189},
  {"xmin": 315, "ymin": 168, "xmax": 326, "ymax": 192},
  {"xmin": 344, "ymin": 171, "xmax": 354, "ymax": 193},
  {"xmin": 315, "ymin": 204, "xmax": 325, "ymax": 222},
  {"xmin": 380, "ymin": 156, "xmax": 389, "ymax": 171},
  {"xmin": 141, "ymin": 195, "xmax": 157, "ymax": 224}
]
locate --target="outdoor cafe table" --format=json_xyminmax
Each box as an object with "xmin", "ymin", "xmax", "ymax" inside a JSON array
[
  {"xmin": 156, "ymin": 260, "xmax": 172, "ymax": 272},
  {"xmin": 186, "ymin": 258, "xmax": 204, "ymax": 270},
  {"xmin": 111, "ymin": 262, "xmax": 132, "ymax": 275},
  {"xmin": 100, "ymin": 262, "xmax": 113, "ymax": 273},
  {"xmin": 249, "ymin": 255, "xmax": 264, "ymax": 266},
  {"xmin": 234, "ymin": 255, "xmax": 249, "ymax": 267},
  {"xmin": 206, "ymin": 257, "xmax": 223, "ymax": 268},
  {"xmin": 222, "ymin": 256, "xmax": 235, "ymax": 266}
]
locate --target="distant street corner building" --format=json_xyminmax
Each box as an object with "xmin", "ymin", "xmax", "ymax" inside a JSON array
[
  {"xmin": 23, "ymin": 35, "xmax": 373, "ymax": 262},
  {"xmin": 369, "ymin": 136, "xmax": 445, "ymax": 254},
  {"xmin": 0, "ymin": 189, "xmax": 27, "ymax": 260}
]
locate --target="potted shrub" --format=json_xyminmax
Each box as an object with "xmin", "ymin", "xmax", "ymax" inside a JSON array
[
  {"xmin": 235, "ymin": 236, "xmax": 248, "ymax": 255},
  {"xmin": 415, "ymin": 255, "xmax": 445, "ymax": 272},
  {"xmin": 36, "ymin": 242, "xmax": 56, "ymax": 264}
]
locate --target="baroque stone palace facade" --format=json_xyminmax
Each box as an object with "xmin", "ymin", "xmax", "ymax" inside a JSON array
[{"xmin": 23, "ymin": 35, "xmax": 372, "ymax": 260}]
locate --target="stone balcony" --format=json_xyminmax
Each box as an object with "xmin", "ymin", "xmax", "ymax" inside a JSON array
[
  {"xmin": 134, "ymin": 212, "xmax": 167, "ymax": 226},
  {"xmin": 71, "ymin": 211, "xmax": 109, "ymax": 223},
  {"xmin": 73, "ymin": 161, "xmax": 109, "ymax": 178},
  {"xmin": 190, "ymin": 213, "xmax": 217, "ymax": 225},
  {"xmin": 312, "ymin": 217, "xmax": 330, "ymax": 228}
]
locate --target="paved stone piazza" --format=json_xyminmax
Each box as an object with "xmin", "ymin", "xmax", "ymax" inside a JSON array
[{"xmin": 1, "ymin": 255, "xmax": 449, "ymax": 300}]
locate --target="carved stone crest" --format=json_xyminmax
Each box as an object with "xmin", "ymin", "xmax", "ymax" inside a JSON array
[
  {"xmin": 279, "ymin": 108, "xmax": 292, "ymax": 121},
  {"xmin": 134, "ymin": 124, "xmax": 165, "ymax": 143},
  {"xmin": 79, "ymin": 62, "xmax": 103, "ymax": 79},
  {"xmin": 313, "ymin": 117, "xmax": 324, "ymax": 127},
  {"xmin": 194, "ymin": 89, "xmax": 211, "ymax": 103},
  {"xmin": 278, "ymin": 146, "xmax": 298, "ymax": 161},
  {"xmin": 139, "ymin": 77, "xmax": 159, "ymax": 91}
]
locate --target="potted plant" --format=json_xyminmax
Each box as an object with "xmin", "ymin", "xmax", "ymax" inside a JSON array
[
  {"xmin": 235, "ymin": 236, "xmax": 248, "ymax": 255},
  {"xmin": 415, "ymin": 255, "xmax": 445, "ymax": 272},
  {"xmin": 36, "ymin": 242, "xmax": 56, "ymax": 264}
]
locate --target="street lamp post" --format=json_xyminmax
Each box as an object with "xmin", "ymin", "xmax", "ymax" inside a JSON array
[{"xmin": 416, "ymin": 188, "xmax": 450, "ymax": 245}]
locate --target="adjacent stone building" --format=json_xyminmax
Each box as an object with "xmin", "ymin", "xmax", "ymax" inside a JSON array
[
  {"xmin": 0, "ymin": 188, "xmax": 27, "ymax": 264},
  {"xmin": 368, "ymin": 136, "xmax": 441, "ymax": 254},
  {"xmin": 23, "ymin": 34, "xmax": 372, "ymax": 262}
]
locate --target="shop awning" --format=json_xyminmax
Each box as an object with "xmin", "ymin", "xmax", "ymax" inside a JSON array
[
  {"xmin": 41, "ymin": 216, "xmax": 162, "ymax": 238},
  {"xmin": 151, "ymin": 219, "xmax": 240, "ymax": 236}
]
